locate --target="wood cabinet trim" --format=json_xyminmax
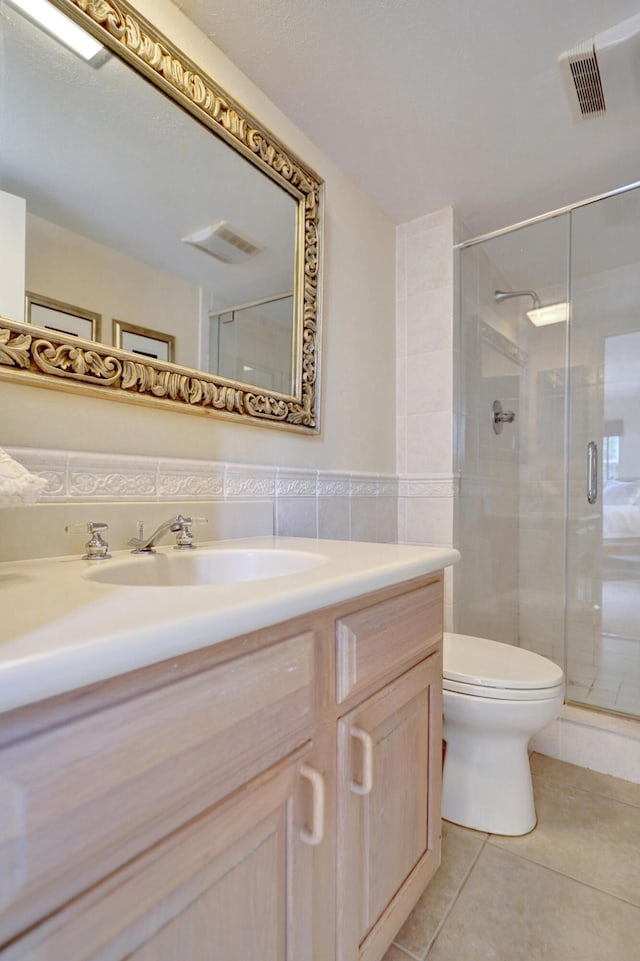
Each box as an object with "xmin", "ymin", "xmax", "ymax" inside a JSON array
[{"xmin": 336, "ymin": 576, "xmax": 443, "ymax": 705}]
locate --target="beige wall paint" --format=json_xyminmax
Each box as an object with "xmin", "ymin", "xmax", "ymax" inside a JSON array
[
  {"xmin": 26, "ymin": 215, "xmax": 201, "ymax": 368},
  {"xmin": 0, "ymin": 0, "xmax": 396, "ymax": 473},
  {"xmin": 0, "ymin": 190, "xmax": 26, "ymax": 323}
]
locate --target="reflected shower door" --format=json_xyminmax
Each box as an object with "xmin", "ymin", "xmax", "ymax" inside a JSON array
[{"xmin": 567, "ymin": 187, "xmax": 640, "ymax": 716}]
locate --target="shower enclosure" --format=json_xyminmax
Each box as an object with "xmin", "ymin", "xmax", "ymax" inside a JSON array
[{"xmin": 457, "ymin": 182, "xmax": 640, "ymax": 720}]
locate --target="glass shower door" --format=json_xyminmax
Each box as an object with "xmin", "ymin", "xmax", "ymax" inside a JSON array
[{"xmin": 567, "ymin": 187, "xmax": 640, "ymax": 716}]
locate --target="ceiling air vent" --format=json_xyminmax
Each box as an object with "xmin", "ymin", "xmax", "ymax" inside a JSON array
[
  {"xmin": 181, "ymin": 221, "xmax": 264, "ymax": 264},
  {"xmin": 559, "ymin": 40, "xmax": 606, "ymax": 119},
  {"xmin": 559, "ymin": 13, "xmax": 640, "ymax": 122}
]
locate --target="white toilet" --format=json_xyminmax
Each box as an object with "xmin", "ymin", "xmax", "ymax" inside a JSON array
[{"xmin": 442, "ymin": 632, "xmax": 564, "ymax": 836}]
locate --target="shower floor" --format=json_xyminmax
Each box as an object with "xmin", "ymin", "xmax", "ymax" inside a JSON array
[
  {"xmin": 566, "ymin": 579, "xmax": 640, "ymax": 716},
  {"xmin": 568, "ymin": 635, "xmax": 639, "ymax": 720}
]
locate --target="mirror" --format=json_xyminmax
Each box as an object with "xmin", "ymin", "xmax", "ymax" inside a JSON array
[{"xmin": 0, "ymin": 0, "xmax": 322, "ymax": 430}]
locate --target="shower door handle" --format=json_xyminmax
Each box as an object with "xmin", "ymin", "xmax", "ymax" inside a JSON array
[{"xmin": 587, "ymin": 441, "xmax": 598, "ymax": 505}]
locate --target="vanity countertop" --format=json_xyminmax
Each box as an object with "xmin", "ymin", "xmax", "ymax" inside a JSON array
[{"xmin": 0, "ymin": 536, "xmax": 459, "ymax": 714}]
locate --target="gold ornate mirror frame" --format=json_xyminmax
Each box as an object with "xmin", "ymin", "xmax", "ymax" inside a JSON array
[{"xmin": 0, "ymin": 0, "xmax": 323, "ymax": 432}]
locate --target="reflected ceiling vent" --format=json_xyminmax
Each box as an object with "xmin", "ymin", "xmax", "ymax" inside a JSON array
[
  {"xmin": 559, "ymin": 12, "xmax": 640, "ymax": 121},
  {"xmin": 181, "ymin": 221, "xmax": 264, "ymax": 264}
]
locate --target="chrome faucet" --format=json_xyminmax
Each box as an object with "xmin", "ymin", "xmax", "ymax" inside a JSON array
[
  {"xmin": 128, "ymin": 514, "xmax": 207, "ymax": 553},
  {"xmin": 65, "ymin": 521, "xmax": 111, "ymax": 560}
]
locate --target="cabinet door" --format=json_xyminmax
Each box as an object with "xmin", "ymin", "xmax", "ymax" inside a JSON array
[
  {"xmin": 6, "ymin": 747, "xmax": 323, "ymax": 961},
  {"xmin": 336, "ymin": 654, "xmax": 442, "ymax": 961}
]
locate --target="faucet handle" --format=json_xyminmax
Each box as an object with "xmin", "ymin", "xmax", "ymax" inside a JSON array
[
  {"xmin": 65, "ymin": 521, "xmax": 111, "ymax": 560},
  {"xmin": 174, "ymin": 515, "xmax": 208, "ymax": 550}
]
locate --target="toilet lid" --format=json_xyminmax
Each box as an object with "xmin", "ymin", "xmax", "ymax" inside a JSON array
[{"xmin": 443, "ymin": 632, "xmax": 565, "ymax": 691}]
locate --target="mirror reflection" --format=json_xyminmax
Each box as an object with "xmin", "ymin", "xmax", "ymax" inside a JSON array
[{"xmin": 1, "ymin": 0, "xmax": 299, "ymax": 395}]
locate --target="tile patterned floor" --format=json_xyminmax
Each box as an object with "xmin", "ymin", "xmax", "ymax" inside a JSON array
[
  {"xmin": 383, "ymin": 752, "xmax": 640, "ymax": 961},
  {"xmin": 567, "ymin": 628, "xmax": 640, "ymax": 716}
]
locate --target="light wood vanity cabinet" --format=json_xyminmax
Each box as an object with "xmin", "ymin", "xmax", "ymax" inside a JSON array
[
  {"xmin": 337, "ymin": 657, "xmax": 442, "ymax": 961},
  {"xmin": 0, "ymin": 572, "xmax": 444, "ymax": 961}
]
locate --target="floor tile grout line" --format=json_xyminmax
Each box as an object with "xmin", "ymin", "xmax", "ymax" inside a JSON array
[
  {"xmin": 388, "ymin": 942, "xmax": 422, "ymax": 961},
  {"xmin": 417, "ymin": 834, "xmax": 491, "ymax": 960},
  {"xmin": 531, "ymin": 776, "xmax": 640, "ymax": 811},
  {"xmin": 485, "ymin": 839, "xmax": 640, "ymax": 910}
]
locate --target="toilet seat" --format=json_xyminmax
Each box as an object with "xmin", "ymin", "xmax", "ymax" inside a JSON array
[{"xmin": 443, "ymin": 632, "xmax": 565, "ymax": 702}]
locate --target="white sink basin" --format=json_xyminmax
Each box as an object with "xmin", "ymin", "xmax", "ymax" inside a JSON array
[{"xmin": 84, "ymin": 547, "xmax": 327, "ymax": 587}]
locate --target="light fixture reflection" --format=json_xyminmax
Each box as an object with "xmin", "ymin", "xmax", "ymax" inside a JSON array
[
  {"xmin": 526, "ymin": 302, "xmax": 570, "ymax": 327},
  {"xmin": 9, "ymin": 0, "xmax": 103, "ymax": 61}
]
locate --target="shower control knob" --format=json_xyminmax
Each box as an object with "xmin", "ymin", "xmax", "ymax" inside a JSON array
[{"xmin": 492, "ymin": 400, "xmax": 516, "ymax": 434}]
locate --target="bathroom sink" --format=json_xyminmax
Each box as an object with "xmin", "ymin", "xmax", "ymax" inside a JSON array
[{"xmin": 85, "ymin": 547, "xmax": 327, "ymax": 587}]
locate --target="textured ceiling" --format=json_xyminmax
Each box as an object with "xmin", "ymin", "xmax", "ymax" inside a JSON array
[{"xmin": 172, "ymin": 0, "xmax": 640, "ymax": 236}]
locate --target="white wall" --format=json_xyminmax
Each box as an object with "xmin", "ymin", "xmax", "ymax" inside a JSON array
[{"xmin": 0, "ymin": 0, "xmax": 396, "ymax": 474}]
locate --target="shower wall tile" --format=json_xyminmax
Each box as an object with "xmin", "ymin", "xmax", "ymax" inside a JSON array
[
  {"xmin": 406, "ymin": 349, "xmax": 453, "ymax": 414},
  {"xmin": 403, "ymin": 496, "xmax": 454, "ymax": 546},
  {"xmin": 397, "ymin": 474, "xmax": 458, "ymax": 550},
  {"xmin": 405, "ymin": 231, "xmax": 453, "ymax": 295},
  {"xmin": 396, "ymin": 416, "xmax": 407, "ymax": 475},
  {"xmin": 406, "ymin": 411, "xmax": 453, "ymax": 473},
  {"xmin": 406, "ymin": 286, "xmax": 453, "ymax": 354},
  {"xmin": 396, "ymin": 207, "xmax": 456, "ymax": 498}
]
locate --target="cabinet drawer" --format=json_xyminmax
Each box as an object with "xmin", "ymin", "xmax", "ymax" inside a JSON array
[
  {"xmin": 0, "ymin": 632, "xmax": 315, "ymax": 945},
  {"xmin": 335, "ymin": 578, "xmax": 442, "ymax": 704}
]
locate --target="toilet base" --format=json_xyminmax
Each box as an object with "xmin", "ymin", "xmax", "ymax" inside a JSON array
[
  {"xmin": 441, "ymin": 688, "xmax": 563, "ymax": 836},
  {"xmin": 442, "ymin": 734, "xmax": 537, "ymax": 836}
]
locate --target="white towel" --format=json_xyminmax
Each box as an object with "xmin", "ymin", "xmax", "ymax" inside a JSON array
[{"xmin": 0, "ymin": 448, "xmax": 48, "ymax": 507}]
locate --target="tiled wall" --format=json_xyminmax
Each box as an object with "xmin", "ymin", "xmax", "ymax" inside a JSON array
[
  {"xmin": 396, "ymin": 207, "xmax": 456, "ymax": 480},
  {"xmin": 5, "ymin": 446, "xmax": 399, "ymax": 546},
  {"xmin": 395, "ymin": 207, "xmax": 458, "ymax": 627}
]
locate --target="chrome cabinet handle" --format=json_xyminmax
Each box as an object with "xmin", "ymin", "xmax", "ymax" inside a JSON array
[{"xmin": 587, "ymin": 441, "xmax": 598, "ymax": 505}]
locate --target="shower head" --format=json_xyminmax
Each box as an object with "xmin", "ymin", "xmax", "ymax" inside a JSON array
[{"xmin": 494, "ymin": 289, "xmax": 542, "ymax": 311}]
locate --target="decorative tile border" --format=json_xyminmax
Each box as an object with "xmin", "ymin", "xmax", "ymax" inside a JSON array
[
  {"xmin": 317, "ymin": 472, "xmax": 352, "ymax": 497},
  {"xmin": 224, "ymin": 463, "xmax": 276, "ymax": 499},
  {"xmin": 67, "ymin": 453, "xmax": 157, "ymax": 500},
  {"xmin": 276, "ymin": 468, "xmax": 318, "ymax": 497},
  {"xmin": 5, "ymin": 448, "xmax": 399, "ymax": 520},
  {"xmin": 157, "ymin": 458, "xmax": 225, "ymax": 498},
  {"xmin": 5, "ymin": 449, "xmax": 468, "ymax": 547}
]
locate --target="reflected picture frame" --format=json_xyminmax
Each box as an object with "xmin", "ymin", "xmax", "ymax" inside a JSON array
[
  {"xmin": 26, "ymin": 292, "xmax": 101, "ymax": 341},
  {"xmin": 113, "ymin": 319, "xmax": 175, "ymax": 363}
]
